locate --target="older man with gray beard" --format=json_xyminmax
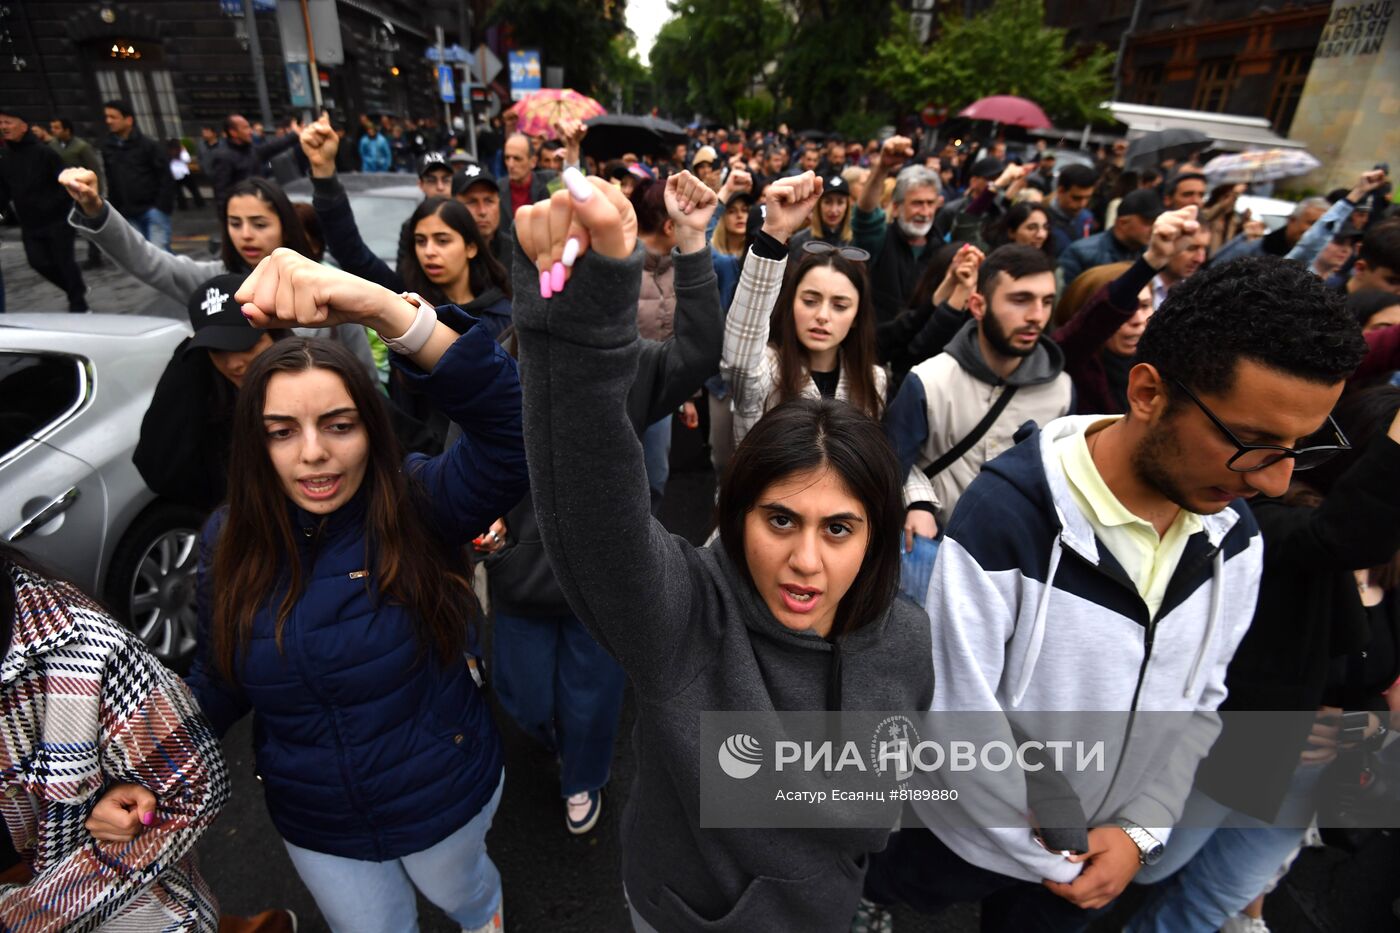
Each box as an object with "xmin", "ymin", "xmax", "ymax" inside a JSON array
[{"xmin": 852, "ymin": 135, "xmax": 944, "ymax": 324}]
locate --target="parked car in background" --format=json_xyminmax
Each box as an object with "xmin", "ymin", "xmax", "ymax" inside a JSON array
[
  {"xmin": 283, "ymin": 173, "xmax": 424, "ymax": 265},
  {"xmin": 1, "ymin": 313, "xmax": 200, "ymax": 670},
  {"xmin": 1235, "ymin": 194, "xmax": 1297, "ymax": 233}
]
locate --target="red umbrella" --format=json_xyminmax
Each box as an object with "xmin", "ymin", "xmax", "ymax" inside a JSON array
[{"xmin": 957, "ymin": 95, "xmax": 1052, "ymax": 129}]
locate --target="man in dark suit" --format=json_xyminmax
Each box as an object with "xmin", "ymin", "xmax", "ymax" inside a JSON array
[{"xmin": 498, "ymin": 133, "xmax": 556, "ymax": 231}]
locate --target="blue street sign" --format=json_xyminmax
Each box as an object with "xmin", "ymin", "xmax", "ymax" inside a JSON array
[
  {"xmin": 438, "ymin": 65, "xmax": 456, "ymax": 103},
  {"xmin": 220, "ymin": 0, "xmax": 275, "ymax": 14},
  {"xmin": 508, "ymin": 49, "xmax": 541, "ymax": 101},
  {"xmin": 286, "ymin": 62, "xmax": 312, "ymax": 107}
]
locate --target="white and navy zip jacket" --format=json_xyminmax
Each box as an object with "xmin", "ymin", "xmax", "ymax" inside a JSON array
[{"xmin": 918, "ymin": 415, "xmax": 1263, "ymax": 884}]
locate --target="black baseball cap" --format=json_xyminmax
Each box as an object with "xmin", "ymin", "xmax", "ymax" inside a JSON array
[
  {"xmin": 185, "ymin": 274, "xmax": 261, "ymax": 358},
  {"xmin": 820, "ymin": 174, "xmax": 850, "ymax": 198},
  {"xmin": 452, "ymin": 161, "xmax": 499, "ymax": 195},
  {"xmin": 1119, "ymin": 189, "xmax": 1164, "ymax": 222},
  {"xmin": 418, "ymin": 152, "xmax": 452, "ymax": 178}
]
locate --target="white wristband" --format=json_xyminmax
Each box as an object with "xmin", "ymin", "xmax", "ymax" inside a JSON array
[{"xmin": 381, "ymin": 293, "xmax": 436, "ymax": 356}]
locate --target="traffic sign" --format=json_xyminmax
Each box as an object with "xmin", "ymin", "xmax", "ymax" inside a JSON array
[{"xmin": 438, "ymin": 65, "xmax": 456, "ymax": 103}]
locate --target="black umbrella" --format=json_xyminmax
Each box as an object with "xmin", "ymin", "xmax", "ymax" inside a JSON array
[
  {"xmin": 1125, "ymin": 128, "xmax": 1212, "ymax": 170},
  {"xmin": 796, "ymin": 128, "xmax": 828, "ymax": 142},
  {"xmin": 582, "ymin": 114, "xmax": 687, "ymax": 160}
]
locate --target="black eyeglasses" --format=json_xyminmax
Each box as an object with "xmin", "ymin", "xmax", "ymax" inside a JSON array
[
  {"xmin": 802, "ymin": 241, "xmax": 870, "ymax": 262},
  {"xmin": 1170, "ymin": 380, "xmax": 1350, "ymax": 473}
]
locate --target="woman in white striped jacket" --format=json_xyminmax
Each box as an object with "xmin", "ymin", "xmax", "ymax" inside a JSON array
[{"xmin": 720, "ymin": 172, "xmax": 887, "ymax": 448}]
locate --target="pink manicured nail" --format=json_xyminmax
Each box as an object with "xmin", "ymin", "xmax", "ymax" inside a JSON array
[
  {"xmin": 550, "ymin": 262, "xmax": 565, "ymax": 293},
  {"xmin": 140, "ymin": 811, "xmax": 154, "ymax": 826},
  {"xmin": 561, "ymin": 237, "xmax": 580, "ymax": 268},
  {"xmin": 562, "ymin": 167, "xmax": 592, "ymax": 203},
  {"xmin": 539, "ymin": 269, "xmax": 553, "ymax": 299}
]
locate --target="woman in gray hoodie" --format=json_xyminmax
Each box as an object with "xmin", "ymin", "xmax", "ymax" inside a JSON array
[{"xmin": 512, "ymin": 170, "xmax": 934, "ymax": 932}]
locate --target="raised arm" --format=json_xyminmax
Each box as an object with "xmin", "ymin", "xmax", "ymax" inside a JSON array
[
  {"xmin": 300, "ymin": 116, "xmax": 403, "ymax": 291},
  {"xmin": 720, "ymin": 173, "xmax": 823, "ymax": 442},
  {"xmin": 630, "ymin": 172, "xmax": 724, "ymax": 427},
  {"xmin": 512, "ymin": 171, "xmax": 714, "ymax": 696},
  {"xmin": 60, "ymin": 167, "xmax": 219, "ymax": 303},
  {"xmin": 1285, "ymin": 170, "xmax": 1386, "ymax": 267}
]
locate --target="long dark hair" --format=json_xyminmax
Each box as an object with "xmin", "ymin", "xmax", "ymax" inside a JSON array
[
  {"xmin": 716, "ymin": 398, "xmax": 903, "ymax": 639},
  {"xmin": 1286, "ymin": 386, "xmax": 1400, "ymax": 591},
  {"xmin": 398, "ymin": 197, "xmax": 511, "ymax": 305},
  {"xmin": 220, "ymin": 177, "xmax": 313, "ymax": 273},
  {"xmin": 768, "ymin": 251, "xmax": 884, "ymax": 420},
  {"xmin": 210, "ymin": 338, "xmax": 477, "ymax": 683},
  {"xmin": 984, "ymin": 201, "xmax": 1051, "ymax": 254}
]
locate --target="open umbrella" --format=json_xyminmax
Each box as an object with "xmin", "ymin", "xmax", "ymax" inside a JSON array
[
  {"xmin": 507, "ymin": 89, "xmax": 606, "ymax": 139},
  {"xmin": 1202, "ymin": 148, "xmax": 1321, "ymax": 185},
  {"xmin": 582, "ymin": 114, "xmax": 686, "ymax": 160},
  {"xmin": 1125, "ymin": 128, "xmax": 1212, "ymax": 170},
  {"xmin": 957, "ymin": 95, "xmax": 1052, "ymax": 130}
]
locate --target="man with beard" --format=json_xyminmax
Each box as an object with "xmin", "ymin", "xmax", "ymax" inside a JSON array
[
  {"xmin": 885, "ymin": 245, "xmax": 1071, "ymax": 543},
  {"xmin": 853, "ymin": 135, "xmax": 944, "ymax": 323},
  {"xmin": 859, "ymin": 255, "xmax": 1362, "ymax": 932}
]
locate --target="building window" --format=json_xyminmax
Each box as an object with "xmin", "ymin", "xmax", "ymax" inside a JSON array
[
  {"xmin": 1129, "ymin": 63, "xmax": 1164, "ymax": 106},
  {"xmin": 86, "ymin": 39, "xmax": 182, "ymax": 140},
  {"xmin": 1193, "ymin": 57, "xmax": 1237, "ymax": 112},
  {"xmin": 1268, "ymin": 51, "xmax": 1311, "ymax": 134}
]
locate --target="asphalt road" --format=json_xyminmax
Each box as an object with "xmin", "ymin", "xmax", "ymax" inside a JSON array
[{"xmin": 4, "ymin": 207, "xmax": 1399, "ymax": 932}]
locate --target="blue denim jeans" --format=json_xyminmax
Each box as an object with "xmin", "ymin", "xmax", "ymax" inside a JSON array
[
  {"xmin": 283, "ymin": 773, "xmax": 504, "ymax": 933},
  {"xmin": 492, "ymin": 611, "xmax": 625, "ymax": 797},
  {"xmin": 132, "ymin": 207, "xmax": 172, "ymax": 252},
  {"xmin": 641, "ymin": 415, "xmax": 672, "ymax": 514},
  {"xmin": 1126, "ymin": 761, "xmax": 1327, "ymax": 933}
]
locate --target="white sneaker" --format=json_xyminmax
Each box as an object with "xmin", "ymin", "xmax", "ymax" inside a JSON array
[
  {"xmin": 1219, "ymin": 913, "xmax": 1268, "ymax": 933},
  {"xmin": 462, "ymin": 905, "xmax": 504, "ymax": 933},
  {"xmin": 566, "ymin": 789, "xmax": 602, "ymax": 834}
]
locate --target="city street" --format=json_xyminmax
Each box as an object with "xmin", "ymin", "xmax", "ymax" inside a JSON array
[{"xmin": 5, "ymin": 208, "xmax": 1399, "ymax": 932}]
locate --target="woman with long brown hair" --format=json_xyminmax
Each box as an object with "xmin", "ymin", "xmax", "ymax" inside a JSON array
[
  {"xmin": 184, "ymin": 251, "xmax": 527, "ymax": 933},
  {"xmin": 722, "ymin": 172, "xmax": 886, "ymax": 448}
]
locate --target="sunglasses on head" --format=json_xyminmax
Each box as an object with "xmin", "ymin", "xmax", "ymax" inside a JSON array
[{"xmin": 802, "ymin": 241, "xmax": 870, "ymax": 262}]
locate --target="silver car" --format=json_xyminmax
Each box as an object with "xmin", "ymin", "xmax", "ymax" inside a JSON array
[
  {"xmin": 283, "ymin": 173, "xmax": 425, "ymax": 264},
  {"xmin": 1, "ymin": 313, "xmax": 202, "ymax": 669}
]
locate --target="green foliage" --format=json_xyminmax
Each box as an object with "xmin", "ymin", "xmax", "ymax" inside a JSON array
[
  {"xmin": 868, "ymin": 0, "xmax": 1115, "ymax": 127},
  {"xmin": 486, "ymin": 0, "xmax": 629, "ymax": 98},
  {"xmin": 603, "ymin": 32, "xmax": 652, "ymax": 112},
  {"xmin": 648, "ymin": 0, "xmax": 788, "ymax": 124},
  {"xmin": 771, "ymin": 0, "xmax": 894, "ymax": 130}
]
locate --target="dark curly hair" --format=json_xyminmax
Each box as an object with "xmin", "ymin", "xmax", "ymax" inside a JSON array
[{"xmin": 1136, "ymin": 255, "xmax": 1366, "ymax": 400}]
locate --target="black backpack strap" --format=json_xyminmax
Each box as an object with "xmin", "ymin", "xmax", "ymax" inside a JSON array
[{"xmin": 922, "ymin": 385, "xmax": 1019, "ymax": 480}]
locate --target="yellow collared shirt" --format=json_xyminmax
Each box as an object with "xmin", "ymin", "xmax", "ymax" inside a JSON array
[{"xmin": 1054, "ymin": 418, "xmax": 1202, "ymax": 618}]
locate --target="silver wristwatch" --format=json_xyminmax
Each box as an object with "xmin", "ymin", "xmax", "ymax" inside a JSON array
[{"xmin": 1113, "ymin": 819, "xmax": 1164, "ymax": 865}]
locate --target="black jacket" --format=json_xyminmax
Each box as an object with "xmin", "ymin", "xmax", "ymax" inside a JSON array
[
  {"xmin": 133, "ymin": 340, "xmax": 235, "ymax": 512},
  {"xmin": 497, "ymin": 170, "xmax": 557, "ymax": 234},
  {"xmin": 868, "ymin": 222, "xmax": 934, "ymax": 325},
  {"xmin": 100, "ymin": 128, "xmax": 174, "ymax": 217},
  {"xmin": 1194, "ymin": 433, "xmax": 1400, "ymax": 821},
  {"xmin": 207, "ymin": 135, "xmax": 301, "ymax": 207},
  {"xmin": 0, "ymin": 131, "xmax": 70, "ymax": 229}
]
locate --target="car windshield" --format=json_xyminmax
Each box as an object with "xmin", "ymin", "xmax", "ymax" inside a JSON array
[{"xmin": 348, "ymin": 193, "xmax": 422, "ymax": 264}]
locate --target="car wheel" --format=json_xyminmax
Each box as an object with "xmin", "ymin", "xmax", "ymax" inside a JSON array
[{"xmin": 104, "ymin": 503, "xmax": 205, "ymax": 672}]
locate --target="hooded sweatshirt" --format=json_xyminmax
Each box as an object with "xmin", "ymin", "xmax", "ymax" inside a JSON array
[
  {"xmin": 513, "ymin": 242, "xmax": 934, "ymax": 932},
  {"xmin": 917, "ymin": 415, "xmax": 1262, "ymax": 883},
  {"xmin": 885, "ymin": 319, "xmax": 1073, "ymax": 521}
]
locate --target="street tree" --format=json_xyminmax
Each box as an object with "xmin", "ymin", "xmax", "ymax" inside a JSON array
[
  {"xmin": 867, "ymin": 0, "xmax": 1115, "ymax": 127},
  {"xmin": 648, "ymin": 0, "xmax": 788, "ymax": 125}
]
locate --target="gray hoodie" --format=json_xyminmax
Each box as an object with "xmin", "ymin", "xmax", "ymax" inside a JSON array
[{"xmin": 513, "ymin": 243, "xmax": 934, "ymax": 932}]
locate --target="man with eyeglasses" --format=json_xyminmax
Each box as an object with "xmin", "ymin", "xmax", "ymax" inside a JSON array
[{"xmin": 860, "ymin": 256, "xmax": 1366, "ymax": 932}]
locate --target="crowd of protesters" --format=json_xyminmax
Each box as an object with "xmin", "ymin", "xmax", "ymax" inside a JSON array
[{"xmin": 3, "ymin": 91, "xmax": 1400, "ymax": 933}]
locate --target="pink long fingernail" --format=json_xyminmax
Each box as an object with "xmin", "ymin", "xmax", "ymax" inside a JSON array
[
  {"xmin": 140, "ymin": 811, "xmax": 154, "ymax": 826},
  {"xmin": 562, "ymin": 167, "xmax": 592, "ymax": 203},
  {"xmin": 561, "ymin": 237, "xmax": 580, "ymax": 268},
  {"xmin": 539, "ymin": 269, "xmax": 553, "ymax": 299},
  {"xmin": 551, "ymin": 262, "xmax": 565, "ymax": 293}
]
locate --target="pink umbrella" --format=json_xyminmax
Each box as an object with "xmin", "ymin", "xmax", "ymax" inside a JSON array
[
  {"xmin": 507, "ymin": 89, "xmax": 606, "ymax": 139},
  {"xmin": 957, "ymin": 95, "xmax": 1053, "ymax": 130}
]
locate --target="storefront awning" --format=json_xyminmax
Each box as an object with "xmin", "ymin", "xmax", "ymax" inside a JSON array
[{"xmin": 1104, "ymin": 102, "xmax": 1307, "ymax": 152}]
